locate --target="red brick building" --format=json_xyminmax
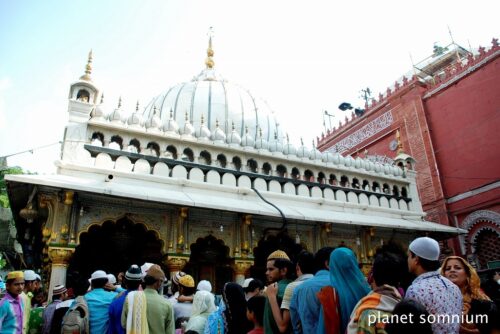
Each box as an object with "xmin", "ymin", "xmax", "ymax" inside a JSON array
[{"xmin": 317, "ymin": 39, "xmax": 500, "ymax": 269}]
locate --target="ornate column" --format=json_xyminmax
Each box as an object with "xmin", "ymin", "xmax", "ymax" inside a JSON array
[
  {"xmin": 233, "ymin": 260, "xmax": 253, "ymax": 285},
  {"xmin": 176, "ymin": 207, "xmax": 188, "ymax": 253},
  {"xmin": 240, "ymin": 215, "xmax": 252, "ymax": 257},
  {"xmin": 47, "ymin": 246, "xmax": 74, "ymax": 301}
]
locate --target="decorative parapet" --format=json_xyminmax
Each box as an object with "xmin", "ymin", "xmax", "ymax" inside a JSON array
[
  {"xmin": 318, "ymin": 38, "xmax": 499, "ymax": 147},
  {"xmin": 48, "ymin": 246, "xmax": 75, "ymax": 267}
]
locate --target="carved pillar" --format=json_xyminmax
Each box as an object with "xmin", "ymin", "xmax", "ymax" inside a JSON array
[
  {"xmin": 47, "ymin": 246, "xmax": 74, "ymax": 302},
  {"xmin": 176, "ymin": 207, "xmax": 188, "ymax": 253},
  {"xmin": 320, "ymin": 223, "xmax": 332, "ymax": 247},
  {"xmin": 240, "ymin": 215, "xmax": 252, "ymax": 257},
  {"xmin": 233, "ymin": 260, "xmax": 253, "ymax": 286}
]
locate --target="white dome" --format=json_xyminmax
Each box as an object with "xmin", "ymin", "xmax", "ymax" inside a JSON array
[
  {"xmin": 145, "ymin": 106, "xmax": 162, "ymax": 131},
  {"xmin": 254, "ymin": 129, "xmax": 268, "ymax": 150},
  {"xmin": 268, "ymin": 133, "xmax": 283, "ymax": 153},
  {"xmin": 109, "ymin": 99, "xmax": 125, "ymax": 124},
  {"xmin": 241, "ymin": 127, "xmax": 255, "ymax": 148},
  {"xmin": 128, "ymin": 112, "xmax": 144, "ymax": 129},
  {"xmin": 195, "ymin": 115, "xmax": 211, "ymax": 140},
  {"xmin": 296, "ymin": 139, "xmax": 308, "ymax": 158},
  {"xmin": 142, "ymin": 47, "xmax": 285, "ymax": 145},
  {"xmin": 162, "ymin": 110, "xmax": 180, "ymax": 134},
  {"xmin": 211, "ymin": 121, "xmax": 226, "ymax": 143},
  {"xmin": 180, "ymin": 112, "xmax": 195, "ymax": 137},
  {"xmin": 227, "ymin": 123, "xmax": 242, "ymax": 145}
]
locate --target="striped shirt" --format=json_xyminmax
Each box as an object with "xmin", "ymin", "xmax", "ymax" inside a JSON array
[{"xmin": 0, "ymin": 293, "xmax": 24, "ymax": 334}]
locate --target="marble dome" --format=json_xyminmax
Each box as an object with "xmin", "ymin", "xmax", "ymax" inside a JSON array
[{"xmin": 142, "ymin": 38, "xmax": 284, "ymax": 145}]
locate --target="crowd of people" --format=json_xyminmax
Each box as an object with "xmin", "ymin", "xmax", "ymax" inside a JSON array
[{"xmin": 0, "ymin": 236, "xmax": 499, "ymax": 334}]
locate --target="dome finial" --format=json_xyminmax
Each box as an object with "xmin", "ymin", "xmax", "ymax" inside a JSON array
[
  {"xmin": 100, "ymin": 93, "xmax": 104, "ymax": 104},
  {"xmin": 201, "ymin": 114, "xmax": 205, "ymax": 125},
  {"xmin": 232, "ymin": 121, "xmax": 235, "ymax": 131},
  {"xmin": 185, "ymin": 111, "xmax": 189, "ymax": 122},
  {"xmin": 245, "ymin": 125, "xmax": 249, "ymax": 134},
  {"xmin": 259, "ymin": 127, "xmax": 263, "ymax": 138},
  {"xmin": 300, "ymin": 137, "xmax": 304, "ymax": 146},
  {"xmin": 216, "ymin": 119, "xmax": 220, "ymax": 128},
  {"xmin": 286, "ymin": 133, "xmax": 290, "ymax": 143},
  {"xmin": 80, "ymin": 50, "xmax": 93, "ymax": 81},
  {"xmin": 136, "ymin": 101, "xmax": 140, "ymax": 112},
  {"xmin": 169, "ymin": 109, "xmax": 174, "ymax": 119},
  {"xmin": 205, "ymin": 27, "xmax": 215, "ymax": 69},
  {"xmin": 117, "ymin": 96, "xmax": 122, "ymax": 108},
  {"xmin": 153, "ymin": 105, "xmax": 158, "ymax": 115}
]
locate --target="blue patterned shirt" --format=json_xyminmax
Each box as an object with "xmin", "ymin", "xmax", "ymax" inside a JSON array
[{"xmin": 0, "ymin": 293, "xmax": 24, "ymax": 334}]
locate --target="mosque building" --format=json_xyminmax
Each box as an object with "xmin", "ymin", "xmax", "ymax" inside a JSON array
[
  {"xmin": 5, "ymin": 37, "xmax": 464, "ymax": 297},
  {"xmin": 317, "ymin": 38, "xmax": 499, "ymax": 270}
]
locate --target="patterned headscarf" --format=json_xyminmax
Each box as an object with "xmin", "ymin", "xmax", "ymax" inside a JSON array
[{"xmin": 441, "ymin": 256, "xmax": 490, "ymax": 304}]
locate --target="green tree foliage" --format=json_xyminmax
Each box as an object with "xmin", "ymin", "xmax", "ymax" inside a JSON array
[{"xmin": 0, "ymin": 166, "xmax": 24, "ymax": 208}]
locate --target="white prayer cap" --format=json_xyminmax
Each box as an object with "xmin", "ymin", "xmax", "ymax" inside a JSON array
[{"xmin": 409, "ymin": 237, "xmax": 440, "ymax": 261}]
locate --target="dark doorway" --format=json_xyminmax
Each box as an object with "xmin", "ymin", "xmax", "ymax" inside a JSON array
[
  {"xmin": 182, "ymin": 235, "xmax": 233, "ymax": 294},
  {"xmin": 68, "ymin": 216, "xmax": 163, "ymax": 279}
]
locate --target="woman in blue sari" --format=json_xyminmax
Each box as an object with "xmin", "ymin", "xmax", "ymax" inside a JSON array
[{"xmin": 317, "ymin": 247, "xmax": 371, "ymax": 334}]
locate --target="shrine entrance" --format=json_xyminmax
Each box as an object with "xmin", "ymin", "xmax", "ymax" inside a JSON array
[
  {"xmin": 183, "ymin": 235, "xmax": 233, "ymax": 294},
  {"xmin": 68, "ymin": 216, "xmax": 164, "ymax": 279}
]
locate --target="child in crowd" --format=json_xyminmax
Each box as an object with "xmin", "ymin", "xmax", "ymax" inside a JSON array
[{"xmin": 247, "ymin": 295, "xmax": 266, "ymax": 334}]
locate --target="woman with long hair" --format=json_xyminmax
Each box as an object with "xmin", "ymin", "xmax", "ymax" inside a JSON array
[
  {"xmin": 441, "ymin": 256, "xmax": 495, "ymax": 334},
  {"xmin": 204, "ymin": 282, "xmax": 252, "ymax": 334}
]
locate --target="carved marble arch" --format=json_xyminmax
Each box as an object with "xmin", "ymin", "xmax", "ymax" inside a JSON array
[
  {"xmin": 462, "ymin": 210, "xmax": 500, "ymax": 231},
  {"xmin": 247, "ymin": 159, "xmax": 258, "ymax": 173},
  {"xmin": 291, "ymin": 167, "xmax": 300, "ymax": 180},
  {"xmin": 91, "ymin": 131, "xmax": 104, "ymax": 144},
  {"xmin": 199, "ymin": 150, "xmax": 212, "ymax": 165},
  {"xmin": 110, "ymin": 135, "xmax": 123, "ymax": 149},
  {"xmin": 304, "ymin": 169, "xmax": 314, "ymax": 182},
  {"xmin": 216, "ymin": 154, "xmax": 227, "ymax": 168},
  {"xmin": 232, "ymin": 156, "xmax": 242, "ymax": 171},
  {"xmin": 76, "ymin": 89, "xmax": 90, "ymax": 102},
  {"xmin": 276, "ymin": 164, "xmax": 287, "ymax": 178},
  {"xmin": 146, "ymin": 141, "xmax": 160, "ymax": 157},
  {"xmin": 166, "ymin": 145, "xmax": 178, "ymax": 159},
  {"xmin": 182, "ymin": 147, "xmax": 194, "ymax": 162},
  {"xmin": 392, "ymin": 185, "xmax": 400, "ymax": 197},
  {"xmin": 317, "ymin": 172, "xmax": 326, "ymax": 184},
  {"xmin": 72, "ymin": 215, "xmax": 165, "ymax": 279},
  {"xmin": 329, "ymin": 174, "xmax": 338, "ymax": 185},
  {"xmin": 401, "ymin": 187, "xmax": 408, "ymax": 198},
  {"xmin": 262, "ymin": 162, "xmax": 272, "ymax": 175}
]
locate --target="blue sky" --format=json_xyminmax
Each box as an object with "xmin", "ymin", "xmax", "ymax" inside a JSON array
[{"xmin": 1, "ymin": 0, "xmax": 498, "ymax": 173}]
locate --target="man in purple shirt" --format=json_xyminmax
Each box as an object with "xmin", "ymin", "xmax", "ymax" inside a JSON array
[
  {"xmin": 0, "ymin": 271, "xmax": 25, "ymax": 334},
  {"xmin": 289, "ymin": 247, "xmax": 334, "ymax": 334},
  {"xmin": 406, "ymin": 237, "xmax": 462, "ymax": 334}
]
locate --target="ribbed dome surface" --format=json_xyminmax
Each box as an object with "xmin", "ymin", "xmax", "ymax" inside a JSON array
[{"xmin": 143, "ymin": 67, "xmax": 284, "ymax": 144}]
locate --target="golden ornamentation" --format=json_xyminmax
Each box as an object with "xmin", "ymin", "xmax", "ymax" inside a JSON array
[
  {"xmin": 179, "ymin": 207, "xmax": 188, "ymax": 218},
  {"xmin": 19, "ymin": 202, "xmax": 38, "ymax": 223},
  {"xmin": 80, "ymin": 50, "xmax": 93, "ymax": 81},
  {"xmin": 233, "ymin": 261, "xmax": 253, "ymax": 276},
  {"xmin": 64, "ymin": 191, "xmax": 74, "ymax": 205},
  {"xmin": 166, "ymin": 257, "xmax": 188, "ymax": 271},
  {"xmin": 48, "ymin": 247, "xmax": 75, "ymax": 266}
]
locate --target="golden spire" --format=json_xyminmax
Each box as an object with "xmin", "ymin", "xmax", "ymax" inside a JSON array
[
  {"xmin": 80, "ymin": 50, "xmax": 93, "ymax": 81},
  {"xmin": 205, "ymin": 27, "xmax": 215, "ymax": 69},
  {"xmin": 396, "ymin": 129, "xmax": 404, "ymax": 154}
]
